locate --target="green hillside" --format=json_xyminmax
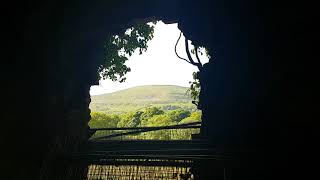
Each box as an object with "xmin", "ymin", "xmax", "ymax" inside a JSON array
[{"xmin": 90, "ymin": 85, "xmax": 197, "ymax": 114}]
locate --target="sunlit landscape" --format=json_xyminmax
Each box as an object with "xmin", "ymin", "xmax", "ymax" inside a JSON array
[{"xmin": 88, "ymin": 21, "xmax": 207, "ymax": 141}]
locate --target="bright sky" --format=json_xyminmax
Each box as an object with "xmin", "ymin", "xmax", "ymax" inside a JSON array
[{"xmin": 90, "ymin": 21, "xmax": 209, "ymax": 95}]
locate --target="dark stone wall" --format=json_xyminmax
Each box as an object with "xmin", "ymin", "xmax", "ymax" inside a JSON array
[{"xmin": 1, "ymin": 0, "xmax": 317, "ymax": 179}]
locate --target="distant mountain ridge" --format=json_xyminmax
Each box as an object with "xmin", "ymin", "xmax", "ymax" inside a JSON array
[{"xmin": 90, "ymin": 85, "xmax": 196, "ymax": 114}]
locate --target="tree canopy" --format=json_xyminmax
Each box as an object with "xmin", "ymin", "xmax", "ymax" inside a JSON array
[
  {"xmin": 98, "ymin": 22, "xmax": 156, "ymax": 82},
  {"xmin": 89, "ymin": 107, "xmax": 201, "ymax": 140}
]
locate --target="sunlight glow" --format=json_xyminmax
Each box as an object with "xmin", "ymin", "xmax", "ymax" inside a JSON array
[{"xmin": 90, "ymin": 21, "xmax": 209, "ymax": 95}]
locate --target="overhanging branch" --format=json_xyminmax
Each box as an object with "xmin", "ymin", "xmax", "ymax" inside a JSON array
[
  {"xmin": 194, "ymin": 46, "xmax": 203, "ymax": 67},
  {"xmin": 175, "ymin": 32, "xmax": 192, "ymax": 64},
  {"xmin": 185, "ymin": 39, "xmax": 202, "ymax": 70},
  {"xmin": 174, "ymin": 32, "xmax": 203, "ymax": 71}
]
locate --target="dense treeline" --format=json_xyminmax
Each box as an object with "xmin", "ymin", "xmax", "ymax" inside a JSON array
[{"xmin": 89, "ymin": 107, "xmax": 201, "ymax": 140}]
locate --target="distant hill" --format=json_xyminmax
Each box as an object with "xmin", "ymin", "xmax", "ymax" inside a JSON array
[{"xmin": 90, "ymin": 85, "xmax": 197, "ymax": 114}]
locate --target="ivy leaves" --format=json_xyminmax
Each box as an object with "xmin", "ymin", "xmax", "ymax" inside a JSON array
[
  {"xmin": 187, "ymin": 46, "xmax": 209, "ymax": 105},
  {"xmin": 187, "ymin": 71, "xmax": 201, "ymax": 103}
]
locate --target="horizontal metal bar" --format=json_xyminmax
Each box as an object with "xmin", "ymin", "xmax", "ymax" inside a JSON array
[
  {"xmin": 73, "ymin": 154, "xmax": 229, "ymax": 161},
  {"xmin": 90, "ymin": 125, "xmax": 200, "ymax": 141},
  {"xmin": 90, "ymin": 121, "xmax": 201, "ymax": 131},
  {"xmin": 80, "ymin": 159, "xmax": 194, "ymax": 167}
]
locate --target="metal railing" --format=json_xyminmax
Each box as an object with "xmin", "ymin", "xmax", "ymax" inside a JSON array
[{"xmin": 89, "ymin": 121, "xmax": 201, "ymax": 141}]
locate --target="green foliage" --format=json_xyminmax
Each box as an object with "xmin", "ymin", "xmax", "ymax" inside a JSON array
[
  {"xmin": 89, "ymin": 112, "xmax": 120, "ymax": 128},
  {"xmin": 166, "ymin": 109, "xmax": 191, "ymax": 123},
  {"xmin": 186, "ymin": 71, "xmax": 201, "ymax": 102},
  {"xmin": 140, "ymin": 107, "xmax": 164, "ymax": 125},
  {"xmin": 99, "ymin": 22, "xmax": 156, "ymax": 82},
  {"xmin": 143, "ymin": 114, "xmax": 175, "ymax": 127},
  {"xmin": 89, "ymin": 107, "xmax": 202, "ymax": 140},
  {"xmin": 118, "ymin": 111, "xmax": 143, "ymax": 127},
  {"xmin": 179, "ymin": 111, "xmax": 202, "ymax": 124}
]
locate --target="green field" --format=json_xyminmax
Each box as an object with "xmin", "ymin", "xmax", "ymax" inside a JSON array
[{"xmin": 90, "ymin": 85, "xmax": 197, "ymax": 114}]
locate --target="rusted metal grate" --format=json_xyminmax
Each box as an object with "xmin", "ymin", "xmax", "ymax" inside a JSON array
[{"xmin": 87, "ymin": 164, "xmax": 193, "ymax": 180}]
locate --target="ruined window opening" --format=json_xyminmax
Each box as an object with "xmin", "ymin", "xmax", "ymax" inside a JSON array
[{"xmin": 88, "ymin": 20, "xmax": 210, "ymax": 141}]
